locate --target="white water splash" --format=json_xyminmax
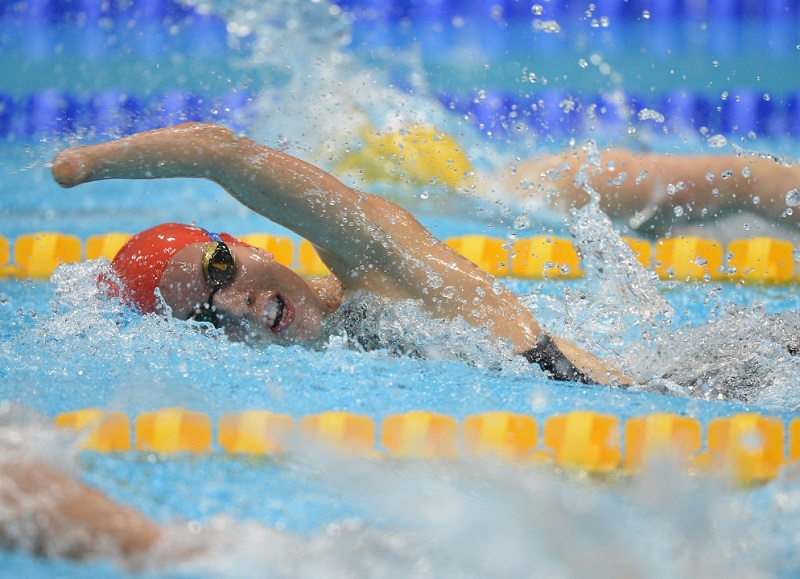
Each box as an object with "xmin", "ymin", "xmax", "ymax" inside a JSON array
[
  {"xmin": 182, "ymin": 0, "xmax": 466, "ymax": 170},
  {"xmin": 535, "ymin": 143, "xmax": 674, "ymax": 372}
]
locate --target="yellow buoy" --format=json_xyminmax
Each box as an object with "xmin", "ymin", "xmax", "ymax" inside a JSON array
[
  {"xmin": 54, "ymin": 409, "xmax": 131, "ymax": 452},
  {"xmin": 299, "ymin": 411, "xmax": 376, "ymax": 455},
  {"xmin": 86, "ymin": 232, "xmax": 132, "ymax": 261},
  {"xmin": 381, "ymin": 410, "xmax": 459, "ymax": 459},
  {"xmin": 15, "ymin": 232, "xmax": 82, "ymax": 278},
  {"xmin": 543, "ymin": 411, "xmax": 621, "ymax": 473}
]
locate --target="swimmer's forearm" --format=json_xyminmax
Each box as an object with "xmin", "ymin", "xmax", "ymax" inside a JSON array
[
  {"xmin": 0, "ymin": 461, "xmax": 163, "ymax": 568},
  {"xmin": 52, "ymin": 123, "xmax": 387, "ymax": 266},
  {"xmin": 506, "ymin": 148, "xmax": 799, "ymax": 225},
  {"xmin": 52, "ymin": 123, "xmax": 231, "ymax": 186}
]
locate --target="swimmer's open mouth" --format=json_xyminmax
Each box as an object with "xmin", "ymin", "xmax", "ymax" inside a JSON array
[{"xmin": 264, "ymin": 294, "xmax": 294, "ymax": 333}]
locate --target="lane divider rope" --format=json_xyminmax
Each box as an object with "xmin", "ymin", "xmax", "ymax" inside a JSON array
[
  {"xmin": 54, "ymin": 408, "xmax": 796, "ymax": 485},
  {"xmin": 1, "ymin": 231, "xmax": 797, "ymax": 283}
]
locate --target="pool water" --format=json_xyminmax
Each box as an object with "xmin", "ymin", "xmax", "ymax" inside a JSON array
[{"xmin": 2, "ymin": 0, "xmax": 800, "ymax": 576}]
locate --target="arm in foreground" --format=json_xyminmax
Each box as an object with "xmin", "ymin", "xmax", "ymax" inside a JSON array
[{"xmin": 0, "ymin": 459, "xmax": 166, "ymax": 569}]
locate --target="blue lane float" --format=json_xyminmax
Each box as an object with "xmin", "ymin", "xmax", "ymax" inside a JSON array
[
  {"xmin": 3, "ymin": 0, "xmax": 800, "ymax": 24},
  {"xmin": 0, "ymin": 90, "xmax": 253, "ymax": 139},
  {"xmin": 328, "ymin": 0, "xmax": 800, "ymax": 21},
  {"xmin": 1, "ymin": 88, "xmax": 793, "ymax": 141}
]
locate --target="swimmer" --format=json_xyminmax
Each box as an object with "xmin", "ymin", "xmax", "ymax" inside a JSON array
[
  {"xmin": 484, "ymin": 145, "xmax": 800, "ymax": 236},
  {"xmin": 51, "ymin": 122, "xmax": 631, "ymax": 386}
]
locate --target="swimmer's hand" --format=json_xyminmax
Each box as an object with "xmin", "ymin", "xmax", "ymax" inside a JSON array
[{"xmin": 549, "ymin": 335, "xmax": 634, "ymax": 386}]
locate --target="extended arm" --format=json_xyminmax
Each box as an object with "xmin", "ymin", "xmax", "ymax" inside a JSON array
[{"xmin": 493, "ymin": 147, "xmax": 800, "ymax": 233}]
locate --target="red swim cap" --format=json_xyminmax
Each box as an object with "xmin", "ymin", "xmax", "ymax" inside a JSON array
[{"xmin": 107, "ymin": 223, "xmax": 247, "ymax": 313}]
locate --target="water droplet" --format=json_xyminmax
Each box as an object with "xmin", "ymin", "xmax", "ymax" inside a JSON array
[
  {"xmin": 533, "ymin": 19, "xmax": 561, "ymax": 34},
  {"xmin": 695, "ymin": 257, "xmax": 708, "ymax": 266},
  {"xmin": 707, "ymin": 134, "xmax": 727, "ymax": 148},
  {"xmin": 752, "ymin": 195, "xmax": 760, "ymax": 205},
  {"xmin": 642, "ymin": 9, "xmax": 650, "ymax": 18},
  {"xmin": 742, "ymin": 166, "xmax": 750, "ymax": 178},
  {"xmin": 720, "ymin": 170, "xmax": 733, "ymax": 179},
  {"xmin": 559, "ymin": 98, "xmax": 576, "ymax": 113},
  {"xmin": 705, "ymin": 172, "xmax": 715, "ymax": 182},
  {"xmin": 673, "ymin": 205, "xmax": 684, "ymax": 217},
  {"xmin": 786, "ymin": 189, "xmax": 800, "ymax": 207},
  {"xmin": 441, "ymin": 286, "xmax": 455, "ymax": 299},
  {"xmin": 428, "ymin": 273, "xmax": 443, "ymax": 289},
  {"xmin": 491, "ymin": 279, "xmax": 504, "ymax": 295},
  {"xmin": 637, "ymin": 108, "xmax": 665, "ymax": 123},
  {"xmin": 514, "ymin": 215, "xmax": 530, "ymax": 230},
  {"xmin": 531, "ymin": 4, "xmax": 543, "ymax": 15}
]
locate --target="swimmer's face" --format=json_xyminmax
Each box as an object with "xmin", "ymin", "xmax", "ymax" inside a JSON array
[{"xmin": 158, "ymin": 243, "xmax": 324, "ymax": 344}]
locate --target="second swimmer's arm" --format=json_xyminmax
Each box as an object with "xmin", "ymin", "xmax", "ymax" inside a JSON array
[{"xmin": 0, "ymin": 459, "xmax": 166, "ymax": 568}]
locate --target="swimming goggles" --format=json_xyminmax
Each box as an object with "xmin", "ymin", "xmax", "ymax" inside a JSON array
[{"xmin": 189, "ymin": 232, "xmax": 237, "ymax": 327}]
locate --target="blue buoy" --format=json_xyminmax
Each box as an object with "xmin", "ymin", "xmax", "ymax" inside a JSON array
[
  {"xmin": 90, "ymin": 90, "xmax": 141, "ymax": 136},
  {"xmin": 149, "ymin": 91, "xmax": 204, "ymax": 130},
  {"xmin": 0, "ymin": 94, "xmax": 14, "ymax": 138},
  {"xmin": 721, "ymin": 90, "xmax": 773, "ymax": 137},
  {"xmin": 26, "ymin": 90, "xmax": 77, "ymax": 137},
  {"xmin": 659, "ymin": 90, "xmax": 711, "ymax": 137}
]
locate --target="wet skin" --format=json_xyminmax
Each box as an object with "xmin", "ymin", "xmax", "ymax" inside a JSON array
[{"xmin": 159, "ymin": 242, "xmax": 326, "ymax": 344}]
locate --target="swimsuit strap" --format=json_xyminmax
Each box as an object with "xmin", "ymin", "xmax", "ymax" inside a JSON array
[{"xmin": 520, "ymin": 334, "xmax": 596, "ymax": 384}]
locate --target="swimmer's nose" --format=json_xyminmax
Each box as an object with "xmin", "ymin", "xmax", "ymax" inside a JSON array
[{"xmin": 209, "ymin": 289, "xmax": 252, "ymax": 320}]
